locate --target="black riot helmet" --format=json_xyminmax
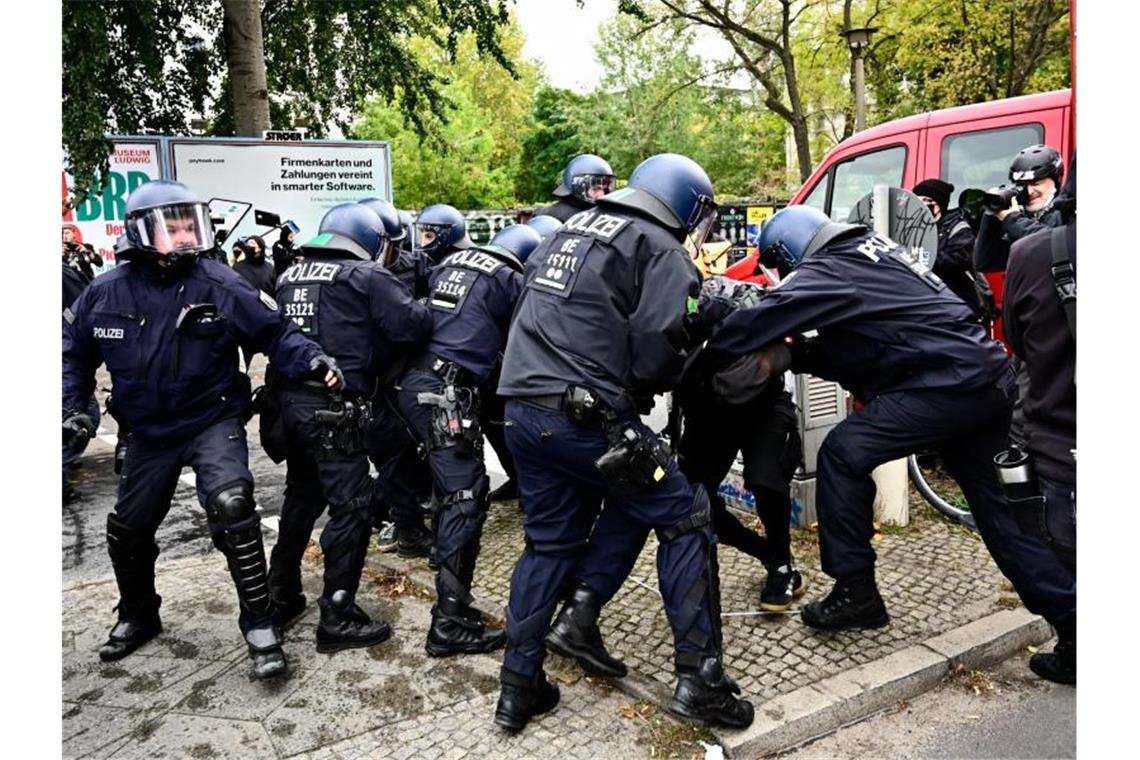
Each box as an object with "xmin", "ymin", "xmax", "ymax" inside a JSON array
[{"xmin": 1009, "ymin": 145, "xmax": 1064, "ymax": 187}]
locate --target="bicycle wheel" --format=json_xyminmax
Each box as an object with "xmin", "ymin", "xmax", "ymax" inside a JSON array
[{"xmin": 907, "ymin": 454, "xmax": 977, "ymax": 531}]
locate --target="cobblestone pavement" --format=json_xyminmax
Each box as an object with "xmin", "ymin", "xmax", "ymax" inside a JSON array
[{"xmin": 63, "ymin": 369, "xmax": 1023, "ymax": 758}]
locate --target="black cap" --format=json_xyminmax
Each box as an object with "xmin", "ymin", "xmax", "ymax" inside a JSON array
[{"xmin": 913, "ymin": 179, "xmax": 954, "ymax": 212}]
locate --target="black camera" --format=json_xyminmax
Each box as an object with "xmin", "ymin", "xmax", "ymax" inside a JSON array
[
  {"xmin": 595, "ymin": 426, "xmax": 671, "ymax": 495},
  {"xmin": 981, "ymin": 184, "xmax": 1028, "ymax": 213}
]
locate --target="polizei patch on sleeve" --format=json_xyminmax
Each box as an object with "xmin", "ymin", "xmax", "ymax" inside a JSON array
[
  {"xmin": 259, "ymin": 290, "xmax": 278, "ymax": 310},
  {"xmin": 63, "ymin": 307, "xmax": 76, "ymax": 324},
  {"xmin": 529, "ymin": 235, "xmax": 592, "ymax": 299}
]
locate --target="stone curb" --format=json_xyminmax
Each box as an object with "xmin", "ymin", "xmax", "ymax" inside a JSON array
[
  {"xmin": 361, "ymin": 541, "xmax": 1053, "ymax": 760},
  {"xmin": 711, "ymin": 609, "xmax": 1053, "ymax": 758}
]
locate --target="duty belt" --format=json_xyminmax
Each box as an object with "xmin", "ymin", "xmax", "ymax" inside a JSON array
[
  {"xmin": 520, "ymin": 394, "xmax": 565, "ymax": 412},
  {"xmin": 409, "ymin": 352, "xmax": 476, "ymax": 387}
]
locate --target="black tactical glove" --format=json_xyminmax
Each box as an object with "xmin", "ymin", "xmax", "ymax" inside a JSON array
[
  {"xmin": 62, "ymin": 410, "xmax": 96, "ymax": 446},
  {"xmin": 309, "ymin": 354, "xmax": 344, "ymax": 389}
]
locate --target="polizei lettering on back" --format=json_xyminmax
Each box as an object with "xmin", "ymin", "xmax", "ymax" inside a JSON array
[
  {"xmin": 562, "ymin": 210, "xmax": 629, "ymax": 240},
  {"xmin": 444, "ymin": 249, "xmax": 503, "ymax": 274},
  {"xmin": 279, "ymin": 261, "xmax": 343, "ymax": 284}
]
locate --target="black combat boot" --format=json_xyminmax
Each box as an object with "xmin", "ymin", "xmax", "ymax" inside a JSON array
[
  {"xmin": 99, "ymin": 599, "xmax": 163, "ymax": 662},
  {"xmin": 545, "ymin": 582, "xmax": 627, "ymax": 678},
  {"xmin": 494, "ymin": 666, "xmax": 561, "ymax": 733},
  {"xmin": 800, "ymin": 572, "xmax": 889, "ymax": 631},
  {"xmin": 100, "ymin": 515, "xmax": 163, "ymax": 661},
  {"xmin": 244, "ymin": 621, "xmax": 288, "ymax": 680},
  {"xmin": 396, "ymin": 521, "xmax": 433, "ymax": 559},
  {"xmin": 425, "ymin": 595, "xmax": 507, "ymax": 657},
  {"xmin": 1030, "ymin": 620, "xmax": 1076, "ymax": 685},
  {"xmin": 316, "ymin": 590, "xmax": 392, "ymax": 653},
  {"xmin": 670, "ymin": 656, "xmax": 755, "ymax": 728}
]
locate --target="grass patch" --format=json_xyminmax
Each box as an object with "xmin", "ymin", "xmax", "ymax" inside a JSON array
[{"xmin": 618, "ymin": 700, "xmax": 717, "ymax": 759}]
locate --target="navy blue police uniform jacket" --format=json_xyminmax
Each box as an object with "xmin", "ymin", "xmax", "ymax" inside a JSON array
[
  {"xmin": 62, "ymin": 259, "xmax": 323, "ymax": 444},
  {"xmin": 498, "ymin": 205, "xmax": 701, "ymax": 412},
  {"xmin": 707, "ymin": 229, "xmax": 1009, "ymax": 402},
  {"xmin": 275, "ymin": 251, "xmax": 434, "ymax": 397},
  {"xmin": 422, "ymin": 247, "xmax": 524, "ymax": 385}
]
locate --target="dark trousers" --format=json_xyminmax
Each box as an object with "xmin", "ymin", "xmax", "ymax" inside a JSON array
[
  {"xmin": 111, "ymin": 416, "xmax": 258, "ymax": 629},
  {"xmin": 365, "ymin": 389, "xmax": 432, "ymax": 531},
  {"xmin": 502, "ymin": 400, "xmax": 719, "ymax": 678},
  {"xmin": 1033, "ymin": 476, "xmax": 1076, "ymax": 580},
  {"xmin": 268, "ymin": 388, "xmax": 373, "ymax": 603},
  {"xmin": 480, "ymin": 391, "xmax": 518, "ymax": 484},
  {"xmin": 815, "ymin": 375, "xmax": 1076, "ymax": 630},
  {"xmin": 576, "ymin": 390, "xmax": 802, "ymax": 604},
  {"xmin": 394, "ymin": 369, "xmax": 490, "ymax": 603},
  {"xmin": 678, "ymin": 390, "xmax": 801, "ymax": 567}
]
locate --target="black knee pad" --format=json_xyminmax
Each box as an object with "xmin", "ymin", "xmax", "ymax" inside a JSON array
[
  {"xmin": 439, "ymin": 474, "xmax": 491, "ymax": 519},
  {"xmin": 207, "ymin": 483, "xmax": 255, "ymax": 527}
]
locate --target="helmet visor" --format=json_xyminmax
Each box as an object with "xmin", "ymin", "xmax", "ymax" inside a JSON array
[
  {"xmin": 414, "ymin": 223, "xmax": 450, "ymax": 255},
  {"xmin": 129, "ymin": 203, "xmax": 215, "ymax": 255},
  {"xmin": 684, "ymin": 197, "xmax": 720, "ymax": 254},
  {"xmin": 571, "ymin": 174, "xmax": 616, "ymax": 203}
]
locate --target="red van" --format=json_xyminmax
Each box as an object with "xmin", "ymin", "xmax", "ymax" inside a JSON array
[{"xmin": 728, "ymin": 88, "xmax": 1073, "ymax": 341}]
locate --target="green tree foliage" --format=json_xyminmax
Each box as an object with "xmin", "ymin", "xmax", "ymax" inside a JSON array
[
  {"xmin": 355, "ymin": 21, "xmax": 539, "ymax": 208},
  {"xmin": 62, "ymin": 0, "xmax": 514, "ymax": 201},
  {"xmin": 514, "ymin": 87, "xmax": 596, "ymax": 203},
  {"xmin": 867, "ymin": 0, "xmax": 1070, "ymax": 122},
  {"xmin": 575, "ymin": 14, "xmax": 787, "ymax": 199}
]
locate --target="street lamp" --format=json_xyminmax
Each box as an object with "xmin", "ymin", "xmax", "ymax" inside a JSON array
[{"xmin": 841, "ymin": 26, "xmax": 877, "ymax": 132}]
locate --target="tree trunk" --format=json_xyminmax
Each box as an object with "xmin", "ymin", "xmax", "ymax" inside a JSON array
[
  {"xmin": 782, "ymin": 55, "xmax": 814, "ymax": 182},
  {"xmin": 223, "ymin": 0, "xmax": 270, "ymax": 136}
]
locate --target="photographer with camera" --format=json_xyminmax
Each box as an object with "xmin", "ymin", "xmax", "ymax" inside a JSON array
[
  {"xmin": 998, "ymin": 155, "xmax": 1077, "ymax": 685},
  {"xmin": 974, "ymin": 144, "xmax": 1066, "ymax": 274}
]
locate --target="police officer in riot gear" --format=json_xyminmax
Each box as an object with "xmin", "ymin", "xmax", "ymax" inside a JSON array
[
  {"xmin": 414, "ymin": 203, "xmax": 473, "ymax": 267},
  {"xmin": 537, "ymin": 154, "xmax": 616, "ymax": 223},
  {"xmin": 264, "ymin": 203, "xmax": 433, "ymax": 651},
  {"xmin": 62, "ymin": 181, "xmax": 340, "ymax": 678},
  {"xmin": 386, "ymin": 224, "xmax": 539, "ymax": 659},
  {"xmin": 358, "ymin": 197, "xmax": 435, "ymax": 555},
  {"xmin": 483, "ymin": 215, "xmax": 565, "ymax": 504},
  {"xmin": 494, "ymin": 153, "xmax": 753, "ymax": 732},
  {"xmin": 703, "ymin": 206, "xmax": 1075, "ymax": 640}
]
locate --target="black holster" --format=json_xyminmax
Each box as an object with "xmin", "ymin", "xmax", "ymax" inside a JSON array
[{"xmin": 595, "ymin": 423, "xmax": 673, "ymax": 496}]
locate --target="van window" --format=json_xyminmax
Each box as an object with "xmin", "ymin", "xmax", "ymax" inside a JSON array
[
  {"xmin": 802, "ymin": 173, "xmax": 829, "ymax": 213},
  {"xmin": 940, "ymin": 123, "xmax": 1044, "ymax": 208},
  {"xmin": 829, "ymin": 145, "xmax": 906, "ymax": 221}
]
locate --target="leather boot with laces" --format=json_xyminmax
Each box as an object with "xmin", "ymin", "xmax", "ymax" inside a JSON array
[
  {"xmin": 669, "ymin": 656, "xmax": 755, "ymax": 728},
  {"xmin": 425, "ymin": 596, "xmax": 506, "ymax": 657},
  {"xmin": 316, "ymin": 590, "xmax": 392, "ymax": 653},
  {"xmin": 494, "ymin": 666, "xmax": 560, "ymax": 732},
  {"xmin": 545, "ymin": 583, "xmax": 627, "ymax": 677},
  {"xmin": 801, "ymin": 572, "xmax": 889, "ymax": 631}
]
